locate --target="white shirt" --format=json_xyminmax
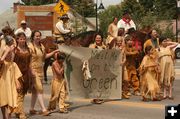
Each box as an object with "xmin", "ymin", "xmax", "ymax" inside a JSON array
[
  {"xmin": 56, "ymin": 20, "xmax": 70, "ymax": 34},
  {"xmin": 117, "ymin": 19, "xmax": 136, "ymax": 31},
  {"xmin": 15, "ymin": 27, "xmax": 32, "ymax": 39}
]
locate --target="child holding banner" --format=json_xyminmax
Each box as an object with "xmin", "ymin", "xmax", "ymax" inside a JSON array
[
  {"xmin": 120, "ymin": 37, "xmax": 130, "ymax": 99},
  {"xmin": 113, "ymin": 36, "xmax": 129, "ymax": 99},
  {"xmin": 89, "ymin": 33, "xmax": 106, "ymax": 104},
  {"xmin": 48, "ymin": 52, "xmax": 69, "ymax": 113},
  {"xmin": 89, "ymin": 33, "xmax": 106, "ymax": 49}
]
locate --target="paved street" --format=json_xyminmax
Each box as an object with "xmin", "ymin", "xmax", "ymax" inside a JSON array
[{"xmin": 1, "ymin": 60, "xmax": 180, "ymax": 119}]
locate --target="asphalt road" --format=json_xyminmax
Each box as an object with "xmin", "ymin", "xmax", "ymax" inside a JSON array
[
  {"xmin": 23, "ymin": 79, "xmax": 179, "ymax": 119},
  {"xmin": 1, "ymin": 60, "xmax": 180, "ymax": 119}
]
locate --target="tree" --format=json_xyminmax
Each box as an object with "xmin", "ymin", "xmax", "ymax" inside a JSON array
[
  {"xmin": 64, "ymin": 0, "xmax": 96, "ymax": 17},
  {"xmin": 153, "ymin": 0, "xmax": 176, "ymax": 20},
  {"xmin": 22, "ymin": 0, "xmax": 55, "ymax": 5},
  {"xmin": 140, "ymin": 11, "xmax": 158, "ymax": 30},
  {"xmin": 139, "ymin": 0, "xmax": 155, "ymax": 12}
]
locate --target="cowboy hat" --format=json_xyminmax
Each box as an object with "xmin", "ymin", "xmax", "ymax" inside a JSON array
[
  {"xmin": 127, "ymin": 27, "xmax": 136, "ymax": 34},
  {"xmin": 58, "ymin": 14, "xmax": 69, "ymax": 20},
  {"xmin": 20, "ymin": 20, "xmax": 27, "ymax": 24},
  {"xmin": 122, "ymin": 10, "xmax": 130, "ymax": 16}
]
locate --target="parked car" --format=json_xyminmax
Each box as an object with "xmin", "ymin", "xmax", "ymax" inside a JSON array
[{"xmin": 174, "ymin": 43, "xmax": 180, "ymax": 59}]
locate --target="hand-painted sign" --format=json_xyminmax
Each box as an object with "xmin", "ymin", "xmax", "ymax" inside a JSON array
[{"xmin": 58, "ymin": 45, "xmax": 122, "ymax": 99}]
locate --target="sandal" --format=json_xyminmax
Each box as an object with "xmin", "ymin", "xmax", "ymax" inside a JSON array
[
  {"xmin": 142, "ymin": 97, "xmax": 149, "ymax": 102},
  {"xmin": 163, "ymin": 96, "xmax": 167, "ymax": 100},
  {"xmin": 91, "ymin": 99, "xmax": 103, "ymax": 104},
  {"xmin": 15, "ymin": 113, "xmax": 20, "ymax": 118},
  {"xmin": 168, "ymin": 96, "xmax": 174, "ymax": 100},
  {"xmin": 64, "ymin": 103, "xmax": 70, "ymax": 108},
  {"xmin": 59, "ymin": 108, "xmax": 68, "ymax": 113},
  {"xmin": 39, "ymin": 110, "xmax": 50, "ymax": 116},
  {"xmin": 29, "ymin": 110, "xmax": 38, "ymax": 115},
  {"xmin": 19, "ymin": 114, "xmax": 27, "ymax": 119},
  {"xmin": 152, "ymin": 98, "xmax": 161, "ymax": 101}
]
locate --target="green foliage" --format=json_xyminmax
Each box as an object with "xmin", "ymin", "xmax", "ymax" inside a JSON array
[
  {"xmin": 162, "ymin": 24, "xmax": 175, "ymax": 40},
  {"xmin": 139, "ymin": 0, "xmax": 155, "ymax": 12},
  {"xmin": 71, "ymin": 18, "xmax": 87, "ymax": 35},
  {"xmin": 140, "ymin": 11, "xmax": 158, "ymax": 29},
  {"xmin": 153, "ymin": 23, "xmax": 175, "ymax": 40},
  {"xmin": 139, "ymin": 0, "xmax": 176, "ymax": 20},
  {"xmin": 29, "ymin": 0, "xmax": 41, "ymax": 5},
  {"xmin": 64, "ymin": 0, "xmax": 96, "ymax": 17},
  {"xmin": 153, "ymin": 0, "xmax": 176, "ymax": 20},
  {"xmin": 22, "ymin": 0, "xmax": 54, "ymax": 5}
]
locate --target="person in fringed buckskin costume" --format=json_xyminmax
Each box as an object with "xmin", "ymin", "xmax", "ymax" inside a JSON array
[
  {"xmin": 124, "ymin": 35, "xmax": 140, "ymax": 97},
  {"xmin": 28, "ymin": 30, "xmax": 59, "ymax": 116},
  {"xmin": 48, "ymin": 52, "xmax": 69, "ymax": 113},
  {"xmin": 89, "ymin": 33, "xmax": 106, "ymax": 49},
  {"xmin": 0, "ymin": 26, "xmax": 16, "ymax": 57},
  {"xmin": 13, "ymin": 32, "xmax": 32, "ymax": 119},
  {"xmin": 143, "ymin": 29, "xmax": 159, "ymax": 52},
  {"xmin": 0, "ymin": 36, "xmax": 22, "ymax": 119},
  {"xmin": 139, "ymin": 46, "xmax": 161, "ymax": 101},
  {"xmin": 143, "ymin": 29, "xmax": 160, "ymax": 85},
  {"xmin": 158, "ymin": 37, "xmax": 178, "ymax": 100}
]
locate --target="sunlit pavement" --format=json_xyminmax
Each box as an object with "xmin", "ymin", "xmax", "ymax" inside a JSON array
[{"xmin": 1, "ymin": 60, "xmax": 180, "ymax": 119}]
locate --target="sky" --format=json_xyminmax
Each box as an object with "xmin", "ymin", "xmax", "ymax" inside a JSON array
[
  {"xmin": 0, "ymin": 0, "xmax": 122, "ymax": 14},
  {"xmin": 94, "ymin": 0, "xmax": 122, "ymax": 7}
]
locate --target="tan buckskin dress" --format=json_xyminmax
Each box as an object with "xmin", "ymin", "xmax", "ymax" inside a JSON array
[
  {"xmin": 159, "ymin": 47, "xmax": 175, "ymax": 87},
  {"xmin": 28, "ymin": 43, "xmax": 45, "ymax": 94},
  {"xmin": 13, "ymin": 48, "xmax": 31, "ymax": 117},
  {"xmin": 0, "ymin": 48, "xmax": 22, "ymax": 112},
  {"xmin": 139, "ymin": 55, "xmax": 160, "ymax": 100}
]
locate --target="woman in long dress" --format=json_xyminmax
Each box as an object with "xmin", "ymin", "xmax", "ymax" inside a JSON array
[
  {"xmin": 158, "ymin": 37, "xmax": 178, "ymax": 99},
  {"xmin": 0, "ymin": 36, "xmax": 22, "ymax": 119},
  {"xmin": 28, "ymin": 30, "xmax": 59, "ymax": 116},
  {"xmin": 13, "ymin": 32, "xmax": 32, "ymax": 119}
]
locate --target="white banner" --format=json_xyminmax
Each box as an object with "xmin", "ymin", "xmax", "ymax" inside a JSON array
[{"xmin": 58, "ymin": 45, "xmax": 122, "ymax": 99}]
